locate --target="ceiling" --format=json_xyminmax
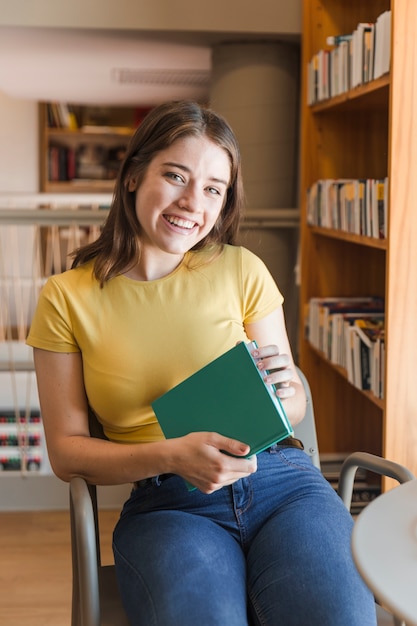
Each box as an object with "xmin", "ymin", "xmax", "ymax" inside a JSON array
[{"xmin": 0, "ymin": 26, "xmax": 214, "ymax": 105}]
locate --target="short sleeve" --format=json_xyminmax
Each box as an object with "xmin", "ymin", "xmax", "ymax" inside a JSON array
[
  {"xmin": 240, "ymin": 247, "xmax": 283, "ymax": 324},
  {"xmin": 26, "ymin": 276, "xmax": 80, "ymax": 352}
]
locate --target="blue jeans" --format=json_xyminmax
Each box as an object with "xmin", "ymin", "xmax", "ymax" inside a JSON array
[{"xmin": 113, "ymin": 446, "xmax": 376, "ymax": 625}]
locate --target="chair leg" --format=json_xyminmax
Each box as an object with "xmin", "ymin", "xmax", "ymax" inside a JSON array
[{"xmin": 70, "ymin": 477, "xmax": 101, "ymax": 626}]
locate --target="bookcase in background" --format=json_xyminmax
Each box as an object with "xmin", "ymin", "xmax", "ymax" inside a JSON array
[
  {"xmin": 38, "ymin": 103, "xmax": 151, "ymax": 193},
  {"xmin": 299, "ymin": 0, "xmax": 417, "ymax": 484}
]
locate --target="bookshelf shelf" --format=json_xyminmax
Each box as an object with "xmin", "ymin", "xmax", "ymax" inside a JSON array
[
  {"xmin": 46, "ymin": 126, "xmax": 133, "ymax": 138},
  {"xmin": 299, "ymin": 0, "xmax": 417, "ymax": 484},
  {"xmin": 311, "ymin": 74, "xmax": 390, "ymax": 113},
  {"xmin": 310, "ymin": 226, "xmax": 387, "ymax": 250},
  {"xmin": 44, "ymin": 179, "xmax": 116, "ymax": 194},
  {"xmin": 38, "ymin": 103, "xmax": 151, "ymax": 194},
  {"xmin": 309, "ymin": 345, "xmax": 386, "ymax": 412}
]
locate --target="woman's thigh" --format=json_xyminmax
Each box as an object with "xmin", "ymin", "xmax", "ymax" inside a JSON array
[
  {"xmin": 246, "ymin": 449, "xmax": 377, "ymax": 626},
  {"xmin": 113, "ymin": 507, "xmax": 249, "ymax": 626}
]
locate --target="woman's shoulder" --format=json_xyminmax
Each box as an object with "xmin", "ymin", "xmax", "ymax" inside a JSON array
[
  {"xmin": 222, "ymin": 244, "xmax": 269, "ymax": 271},
  {"xmin": 42, "ymin": 261, "xmax": 97, "ymax": 295},
  {"xmin": 187, "ymin": 245, "xmax": 269, "ymax": 278},
  {"xmin": 190, "ymin": 243, "xmax": 261, "ymax": 265}
]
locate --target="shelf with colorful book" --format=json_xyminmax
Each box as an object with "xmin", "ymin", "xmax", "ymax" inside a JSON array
[
  {"xmin": 299, "ymin": 0, "xmax": 417, "ymax": 484},
  {"xmin": 39, "ymin": 103, "xmax": 152, "ymax": 193}
]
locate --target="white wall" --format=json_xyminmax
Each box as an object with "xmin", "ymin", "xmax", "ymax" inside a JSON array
[
  {"xmin": 0, "ymin": 0, "xmax": 300, "ymax": 36},
  {"xmin": 0, "ymin": 91, "xmax": 38, "ymax": 192}
]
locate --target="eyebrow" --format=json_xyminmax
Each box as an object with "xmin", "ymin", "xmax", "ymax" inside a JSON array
[{"xmin": 162, "ymin": 161, "xmax": 229, "ymax": 187}]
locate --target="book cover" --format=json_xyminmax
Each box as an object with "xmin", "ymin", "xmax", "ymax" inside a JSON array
[{"xmin": 152, "ymin": 341, "xmax": 293, "ymax": 462}]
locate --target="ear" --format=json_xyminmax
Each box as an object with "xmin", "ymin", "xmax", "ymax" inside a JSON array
[{"xmin": 127, "ymin": 176, "xmax": 137, "ymax": 192}]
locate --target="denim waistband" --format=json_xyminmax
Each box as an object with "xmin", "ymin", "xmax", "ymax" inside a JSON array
[{"xmin": 132, "ymin": 436, "xmax": 304, "ymax": 490}]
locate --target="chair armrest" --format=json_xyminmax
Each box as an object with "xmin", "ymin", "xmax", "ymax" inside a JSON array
[
  {"xmin": 338, "ymin": 452, "xmax": 415, "ymax": 510},
  {"xmin": 70, "ymin": 476, "xmax": 101, "ymax": 626}
]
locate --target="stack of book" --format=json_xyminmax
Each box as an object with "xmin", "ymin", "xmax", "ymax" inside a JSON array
[
  {"xmin": 306, "ymin": 177, "xmax": 388, "ymax": 239},
  {"xmin": 320, "ymin": 452, "xmax": 381, "ymax": 516},
  {"xmin": 346, "ymin": 317, "xmax": 385, "ymax": 398},
  {"xmin": 307, "ymin": 10, "xmax": 391, "ymax": 105},
  {"xmin": 46, "ymin": 102, "xmax": 78, "ymax": 130},
  {"xmin": 306, "ymin": 297, "xmax": 385, "ymax": 398},
  {"xmin": 48, "ymin": 143, "xmax": 126, "ymax": 183}
]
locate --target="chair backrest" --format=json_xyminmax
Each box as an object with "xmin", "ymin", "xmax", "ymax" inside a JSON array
[{"xmin": 293, "ymin": 366, "xmax": 321, "ymax": 470}]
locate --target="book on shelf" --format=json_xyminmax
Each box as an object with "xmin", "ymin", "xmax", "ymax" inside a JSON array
[
  {"xmin": 47, "ymin": 102, "xmax": 78, "ymax": 130},
  {"xmin": 348, "ymin": 318, "xmax": 385, "ymax": 396},
  {"xmin": 373, "ymin": 10, "xmax": 392, "ymax": 79},
  {"xmin": 307, "ymin": 296, "xmax": 384, "ymax": 358},
  {"xmin": 47, "ymin": 142, "xmax": 127, "ymax": 183},
  {"xmin": 351, "ymin": 23, "xmax": 374, "ymax": 89},
  {"xmin": 343, "ymin": 311, "xmax": 384, "ymax": 386},
  {"xmin": 329, "ymin": 40, "xmax": 350, "ymax": 98},
  {"xmin": 307, "ymin": 177, "xmax": 388, "ymax": 239},
  {"xmin": 307, "ymin": 10, "xmax": 391, "ymax": 104},
  {"xmin": 152, "ymin": 341, "xmax": 294, "ymax": 489},
  {"xmin": 321, "ymin": 452, "xmax": 381, "ymax": 515},
  {"xmin": 363, "ymin": 25, "xmax": 375, "ymax": 83},
  {"xmin": 307, "ymin": 297, "xmax": 385, "ymax": 400},
  {"xmin": 330, "ymin": 311, "xmax": 384, "ymax": 370}
]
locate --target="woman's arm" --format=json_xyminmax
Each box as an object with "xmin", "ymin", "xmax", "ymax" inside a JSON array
[
  {"xmin": 244, "ymin": 305, "xmax": 307, "ymax": 427},
  {"xmin": 34, "ymin": 348, "xmax": 256, "ymax": 491}
]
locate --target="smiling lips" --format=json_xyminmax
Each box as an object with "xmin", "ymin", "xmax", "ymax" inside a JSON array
[{"xmin": 164, "ymin": 214, "xmax": 197, "ymax": 230}]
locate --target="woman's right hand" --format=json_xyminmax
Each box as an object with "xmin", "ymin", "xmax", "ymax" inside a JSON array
[
  {"xmin": 34, "ymin": 349, "xmax": 256, "ymax": 489},
  {"xmin": 168, "ymin": 431, "xmax": 257, "ymax": 494}
]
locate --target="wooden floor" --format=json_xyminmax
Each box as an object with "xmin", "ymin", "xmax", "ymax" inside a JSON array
[{"xmin": 0, "ymin": 509, "xmax": 120, "ymax": 626}]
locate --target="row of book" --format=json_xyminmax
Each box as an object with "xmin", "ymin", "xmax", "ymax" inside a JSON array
[
  {"xmin": 306, "ymin": 297, "xmax": 385, "ymax": 399},
  {"xmin": 0, "ymin": 409, "xmax": 43, "ymax": 472},
  {"xmin": 321, "ymin": 452, "xmax": 381, "ymax": 516},
  {"xmin": 47, "ymin": 102, "xmax": 79, "ymax": 130},
  {"xmin": 48, "ymin": 143, "xmax": 126, "ymax": 182},
  {"xmin": 307, "ymin": 10, "xmax": 391, "ymax": 104},
  {"xmin": 306, "ymin": 177, "xmax": 388, "ymax": 239},
  {"xmin": 47, "ymin": 103, "xmax": 153, "ymax": 132}
]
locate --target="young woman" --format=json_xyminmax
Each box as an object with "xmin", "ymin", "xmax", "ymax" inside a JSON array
[{"xmin": 27, "ymin": 100, "xmax": 376, "ymax": 625}]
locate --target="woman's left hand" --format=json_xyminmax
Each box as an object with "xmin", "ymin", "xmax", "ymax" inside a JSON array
[{"xmin": 251, "ymin": 344, "xmax": 295, "ymax": 399}]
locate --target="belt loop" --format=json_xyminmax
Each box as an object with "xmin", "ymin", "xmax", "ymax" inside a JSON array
[{"xmin": 152, "ymin": 475, "xmax": 163, "ymax": 487}]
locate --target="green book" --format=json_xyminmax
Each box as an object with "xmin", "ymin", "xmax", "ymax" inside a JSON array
[{"xmin": 152, "ymin": 341, "xmax": 294, "ymax": 462}]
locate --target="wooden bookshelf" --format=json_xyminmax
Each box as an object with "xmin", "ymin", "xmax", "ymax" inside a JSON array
[
  {"xmin": 299, "ymin": 0, "xmax": 417, "ymax": 484},
  {"xmin": 39, "ymin": 103, "xmax": 150, "ymax": 193}
]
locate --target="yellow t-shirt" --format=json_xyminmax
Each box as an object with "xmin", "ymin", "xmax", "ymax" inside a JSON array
[{"xmin": 26, "ymin": 245, "xmax": 283, "ymax": 443}]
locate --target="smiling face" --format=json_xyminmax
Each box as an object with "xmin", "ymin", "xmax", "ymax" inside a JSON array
[{"xmin": 127, "ymin": 134, "xmax": 231, "ymax": 278}]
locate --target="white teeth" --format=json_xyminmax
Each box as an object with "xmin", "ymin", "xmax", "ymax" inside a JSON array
[{"xmin": 165, "ymin": 215, "xmax": 196, "ymax": 229}]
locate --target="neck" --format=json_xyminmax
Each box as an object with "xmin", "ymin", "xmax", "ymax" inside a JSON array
[{"xmin": 124, "ymin": 251, "xmax": 185, "ymax": 281}]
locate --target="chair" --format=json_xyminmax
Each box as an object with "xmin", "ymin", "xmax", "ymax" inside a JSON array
[
  {"xmin": 70, "ymin": 410, "xmax": 129, "ymax": 626},
  {"xmin": 293, "ymin": 366, "xmax": 320, "ymax": 469},
  {"xmin": 70, "ymin": 370, "xmax": 414, "ymax": 626}
]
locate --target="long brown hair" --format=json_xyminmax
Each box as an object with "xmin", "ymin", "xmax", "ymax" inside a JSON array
[{"xmin": 71, "ymin": 100, "xmax": 245, "ymax": 285}]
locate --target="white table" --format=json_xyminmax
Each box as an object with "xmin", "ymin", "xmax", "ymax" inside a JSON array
[{"xmin": 352, "ymin": 479, "xmax": 417, "ymax": 626}]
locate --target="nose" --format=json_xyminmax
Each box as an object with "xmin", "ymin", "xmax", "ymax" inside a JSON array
[{"xmin": 178, "ymin": 183, "xmax": 201, "ymax": 213}]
